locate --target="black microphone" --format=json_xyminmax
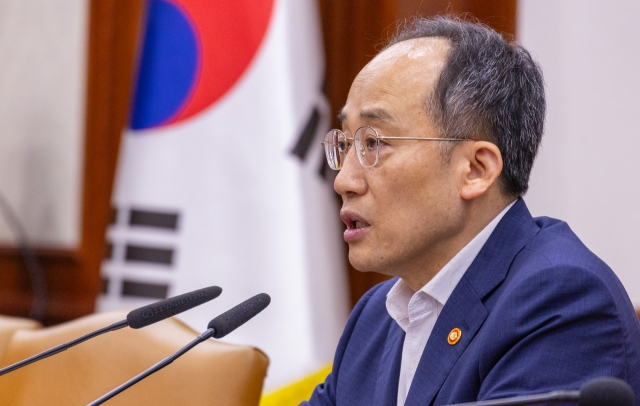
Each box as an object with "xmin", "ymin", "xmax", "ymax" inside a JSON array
[
  {"xmin": 87, "ymin": 293, "xmax": 271, "ymax": 406},
  {"xmin": 208, "ymin": 292, "xmax": 271, "ymax": 338},
  {"xmin": 0, "ymin": 286, "xmax": 222, "ymax": 377},
  {"xmin": 444, "ymin": 376, "xmax": 634, "ymax": 406},
  {"xmin": 126, "ymin": 286, "xmax": 222, "ymax": 328}
]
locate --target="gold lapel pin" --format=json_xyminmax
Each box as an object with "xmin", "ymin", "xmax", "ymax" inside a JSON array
[{"xmin": 448, "ymin": 328, "xmax": 462, "ymax": 345}]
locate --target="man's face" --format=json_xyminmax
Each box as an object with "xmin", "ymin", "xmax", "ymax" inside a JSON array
[{"xmin": 335, "ymin": 38, "xmax": 468, "ymax": 283}]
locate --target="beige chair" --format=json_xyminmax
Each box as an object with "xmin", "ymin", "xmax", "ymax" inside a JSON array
[
  {"xmin": 0, "ymin": 311, "xmax": 268, "ymax": 405},
  {"xmin": 0, "ymin": 315, "xmax": 42, "ymax": 362}
]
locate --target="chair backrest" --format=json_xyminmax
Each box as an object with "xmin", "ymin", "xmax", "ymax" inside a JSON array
[
  {"xmin": 0, "ymin": 315, "xmax": 41, "ymax": 362},
  {"xmin": 0, "ymin": 310, "xmax": 268, "ymax": 405}
]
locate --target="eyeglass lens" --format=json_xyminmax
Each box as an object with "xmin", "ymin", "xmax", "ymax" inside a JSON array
[
  {"xmin": 355, "ymin": 126, "xmax": 379, "ymax": 167},
  {"xmin": 323, "ymin": 129, "xmax": 347, "ymax": 170},
  {"xmin": 323, "ymin": 126, "xmax": 382, "ymax": 170}
]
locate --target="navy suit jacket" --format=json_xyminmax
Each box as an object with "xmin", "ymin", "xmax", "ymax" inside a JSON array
[{"xmin": 303, "ymin": 199, "xmax": 640, "ymax": 406}]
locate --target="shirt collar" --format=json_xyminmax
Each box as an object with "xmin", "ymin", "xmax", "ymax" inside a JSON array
[{"xmin": 386, "ymin": 200, "xmax": 516, "ymax": 327}]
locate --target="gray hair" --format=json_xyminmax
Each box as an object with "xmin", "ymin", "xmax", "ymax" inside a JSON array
[{"xmin": 386, "ymin": 16, "xmax": 546, "ymax": 197}]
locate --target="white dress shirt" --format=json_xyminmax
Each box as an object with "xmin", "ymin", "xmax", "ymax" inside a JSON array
[{"xmin": 386, "ymin": 201, "xmax": 515, "ymax": 406}]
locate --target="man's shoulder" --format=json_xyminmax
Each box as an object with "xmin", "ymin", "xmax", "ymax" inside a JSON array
[
  {"xmin": 519, "ymin": 215, "xmax": 622, "ymax": 290},
  {"xmin": 494, "ymin": 204, "xmax": 615, "ymax": 280},
  {"xmin": 466, "ymin": 213, "xmax": 640, "ymax": 401},
  {"xmin": 527, "ymin": 215, "xmax": 605, "ymax": 266},
  {"xmin": 479, "ymin": 206, "xmax": 638, "ymax": 334},
  {"xmin": 495, "ymin": 213, "xmax": 638, "ymax": 330}
]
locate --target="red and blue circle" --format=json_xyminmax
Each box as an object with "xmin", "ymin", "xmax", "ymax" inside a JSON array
[{"xmin": 130, "ymin": 0, "xmax": 275, "ymax": 130}]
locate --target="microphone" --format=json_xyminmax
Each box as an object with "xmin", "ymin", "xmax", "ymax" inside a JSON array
[
  {"xmin": 444, "ymin": 376, "xmax": 634, "ymax": 406},
  {"xmin": 208, "ymin": 292, "xmax": 271, "ymax": 338},
  {"xmin": 126, "ymin": 285, "xmax": 222, "ymax": 329},
  {"xmin": 87, "ymin": 293, "xmax": 271, "ymax": 406},
  {"xmin": 0, "ymin": 286, "xmax": 222, "ymax": 377}
]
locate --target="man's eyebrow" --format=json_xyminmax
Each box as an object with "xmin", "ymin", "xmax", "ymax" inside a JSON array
[
  {"xmin": 360, "ymin": 108, "xmax": 394, "ymax": 123},
  {"xmin": 338, "ymin": 108, "xmax": 395, "ymax": 124}
]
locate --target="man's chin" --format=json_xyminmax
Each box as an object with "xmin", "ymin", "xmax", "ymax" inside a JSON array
[{"xmin": 348, "ymin": 250, "xmax": 388, "ymax": 275}]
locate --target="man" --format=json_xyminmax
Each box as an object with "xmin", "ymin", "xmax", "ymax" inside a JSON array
[{"xmin": 303, "ymin": 16, "xmax": 640, "ymax": 406}]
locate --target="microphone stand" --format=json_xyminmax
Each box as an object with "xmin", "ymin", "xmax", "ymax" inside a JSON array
[
  {"xmin": 445, "ymin": 390, "xmax": 579, "ymax": 406},
  {"xmin": 0, "ymin": 320, "xmax": 128, "ymax": 377},
  {"xmin": 0, "ymin": 286, "xmax": 221, "ymax": 378},
  {"xmin": 87, "ymin": 293, "xmax": 270, "ymax": 406},
  {"xmin": 87, "ymin": 328, "xmax": 215, "ymax": 406}
]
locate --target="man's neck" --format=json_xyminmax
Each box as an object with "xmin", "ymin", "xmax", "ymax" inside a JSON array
[{"xmin": 400, "ymin": 197, "xmax": 516, "ymax": 292}]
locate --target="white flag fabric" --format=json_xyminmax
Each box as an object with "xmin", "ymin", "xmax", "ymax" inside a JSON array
[{"xmin": 98, "ymin": 0, "xmax": 349, "ymax": 394}]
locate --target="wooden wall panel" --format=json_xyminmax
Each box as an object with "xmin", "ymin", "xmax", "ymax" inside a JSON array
[
  {"xmin": 0, "ymin": 0, "xmax": 144, "ymax": 325},
  {"xmin": 80, "ymin": 0, "xmax": 146, "ymax": 319},
  {"xmin": 397, "ymin": 0, "xmax": 517, "ymax": 37},
  {"xmin": 318, "ymin": 0, "xmax": 398, "ymax": 307},
  {"xmin": 318, "ymin": 0, "xmax": 517, "ymax": 307},
  {"xmin": 318, "ymin": 0, "xmax": 396, "ymax": 130}
]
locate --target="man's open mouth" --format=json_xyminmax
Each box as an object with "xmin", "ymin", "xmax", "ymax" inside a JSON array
[{"xmin": 340, "ymin": 211, "xmax": 371, "ymax": 230}]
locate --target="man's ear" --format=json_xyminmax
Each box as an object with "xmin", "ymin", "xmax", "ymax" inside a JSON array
[{"xmin": 459, "ymin": 141, "xmax": 503, "ymax": 200}]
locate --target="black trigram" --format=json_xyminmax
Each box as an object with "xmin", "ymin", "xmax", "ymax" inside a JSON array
[
  {"xmin": 291, "ymin": 106, "xmax": 332, "ymax": 178},
  {"xmin": 103, "ymin": 207, "xmax": 180, "ymax": 299}
]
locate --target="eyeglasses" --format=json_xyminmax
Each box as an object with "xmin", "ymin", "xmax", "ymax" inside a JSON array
[{"xmin": 321, "ymin": 125, "xmax": 468, "ymax": 170}]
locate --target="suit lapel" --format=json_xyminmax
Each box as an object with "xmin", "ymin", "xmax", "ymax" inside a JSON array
[
  {"xmin": 405, "ymin": 199, "xmax": 540, "ymax": 406},
  {"xmin": 404, "ymin": 279, "xmax": 487, "ymax": 406},
  {"xmin": 373, "ymin": 322, "xmax": 405, "ymax": 406}
]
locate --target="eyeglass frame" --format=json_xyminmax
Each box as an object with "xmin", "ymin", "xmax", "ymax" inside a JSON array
[{"xmin": 321, "ymin": 125, "xmax": 470, "ymax": 169}]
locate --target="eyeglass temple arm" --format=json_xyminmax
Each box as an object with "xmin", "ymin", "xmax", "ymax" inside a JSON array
[
  {"xmin": 321, "ymin": 136, "xmax": 467, "ymax": 146},
  {"xmin": 378, "ymin": 136, "xmax": 469, "ymax": 141}
]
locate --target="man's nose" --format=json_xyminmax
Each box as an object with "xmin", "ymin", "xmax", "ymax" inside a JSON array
[{"xmin": 334, "ymin": 146, "xmax": 367, "ymax": 197}]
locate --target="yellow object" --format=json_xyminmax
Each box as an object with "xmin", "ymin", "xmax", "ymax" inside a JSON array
[
  {"xmin": 0, "ymin": 311, "xmax": 268, "ymax": 405},
  {"xmin": 260, "ymin": 363, "xmax": 332, "ymax": 406},
  {"xmin": 448, "ymin": 327, "xmax": 462, "ymax": 345}
]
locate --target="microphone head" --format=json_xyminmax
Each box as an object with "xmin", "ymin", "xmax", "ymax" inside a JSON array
[
  {"xmin": 579, "ymin": 376, "xmax": 635, "ymax": 406},
  {"xmin": 207, "ymin": 293, "xmax": 271, "ymax": 339},
  {"xmin": 126, "ymin": 286, "xmax": 222, "ymax": 329}
]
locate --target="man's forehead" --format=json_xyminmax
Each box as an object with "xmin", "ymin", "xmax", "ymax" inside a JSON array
[
  {"xmin": 340, "ymin": 37, "xmax": 450, "ymax": 126},
  {"xmin": 366, "ymin": 37, "xmax": 450, "ymax": 73}
]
